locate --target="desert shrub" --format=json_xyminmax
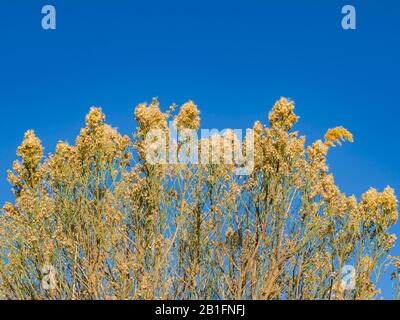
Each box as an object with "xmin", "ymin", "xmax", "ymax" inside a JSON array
[{"xmin": 0, "ymin": 97, "xmax": 398, "ymax": 300}]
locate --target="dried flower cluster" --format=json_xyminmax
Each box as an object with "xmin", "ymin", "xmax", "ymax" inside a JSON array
[{"xmin": 0, "ymin": 97, "xmax": 399, "ymax": 300}]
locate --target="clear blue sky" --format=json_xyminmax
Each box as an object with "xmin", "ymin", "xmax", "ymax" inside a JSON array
[{"xmin": 1, "ymin": 0, "xmax": 399, "ymax": 298}]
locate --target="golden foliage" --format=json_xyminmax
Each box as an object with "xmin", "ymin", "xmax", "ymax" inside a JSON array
[{"xmin": 0, "ymin": 97, "xmax": 398, "ymax": 300}]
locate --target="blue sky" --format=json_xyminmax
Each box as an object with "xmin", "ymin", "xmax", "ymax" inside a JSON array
[{"xmin": 1, "ymin": 0, "xmax": 399, "ymax": 297}]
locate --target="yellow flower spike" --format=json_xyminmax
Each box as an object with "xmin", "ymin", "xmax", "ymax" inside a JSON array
[
  {"xmin": 268, "ymin": 97, "xmax": 299, "ymax": 131},
  {"xmin": 379, "ymin": 186, "xmax": 398, "ymax": 225},
  {"xmin": 17, "ymin": 130, "xmax": 43, "ymax": 171},
  {"xmin": 85, "ymin": 107, "xmax": 105, "ymax": 129},
  {"xmin": 134, "ymin": 98, "xmax": 168, "ymax": 135},
  {"xmin": 324, "ymin": 126, "xmax": 353, "ymax": 147},
  {"xmin": 174, "ymin": 100, "xmax": 200, "ymax": 131}
]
